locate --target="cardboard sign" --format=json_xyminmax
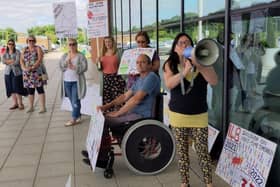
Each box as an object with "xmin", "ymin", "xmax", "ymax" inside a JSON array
[
  {"xmin": 216, "ymin": 123, "xmax": 277, "ymax": 187},
  {"xmin": 53, "ymin": 2, "xmax": 78, "ymax": 38},
  {"xmin": 87, "ymin": 0, "xmax": 109, "ymax": 38},
  {"xmin": 86, "ymin": 109, "xmax": 105, "ymax": 172},
  {"xmin": 118, "ymin": 48, "xmax": 155, "ymax": 75},
  {"xmin": 208, "ymin": 125, "xmax": 219, "ymax": 152},
  {"xmin": 60, "ymin": 84, "xmax": 100, "ymax": 116}
]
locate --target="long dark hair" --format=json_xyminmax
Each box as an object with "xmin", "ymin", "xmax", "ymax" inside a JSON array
[
  {"xmin": 6, "ymin": 39, "xmax": 16, "ymax": 53},
  {"xmin": 163, "ymin": 32, "xmax": 194, "ymax": 74},
  {"xmin": 135, "ymin": 31, "xmax": 151, "ymax": 45}
]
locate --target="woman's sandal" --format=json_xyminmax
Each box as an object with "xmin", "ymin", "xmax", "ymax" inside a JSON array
[
  {"xmin": 64, "ymin": 120, "xmax": 76, "ymax": 127},
  {"xmin": 9, "ymin": 105, "xmax": 18, "ymax": 110},
  {"xmin": 18, "ymin": 104, "xmax": 24, "ymax": 110}
]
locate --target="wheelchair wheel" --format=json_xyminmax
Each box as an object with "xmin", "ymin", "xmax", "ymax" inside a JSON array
[{"xmin": 121, "ymin": 119, "xmax": 175, "ymax": 175}]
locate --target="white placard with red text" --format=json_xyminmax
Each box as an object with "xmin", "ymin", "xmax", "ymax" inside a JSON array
[
  {"xmin": 87, "ymin": 0, "xmax": 109, "ymax": 38},
  {"xmin": 216, "ymin": 123, "xmax": 277, "ymax": 187}
]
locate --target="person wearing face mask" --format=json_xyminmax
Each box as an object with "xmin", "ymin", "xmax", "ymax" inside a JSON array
[
  {"xmin": 2, "ymin": 39, "xmax": 26, "ymax": 110},
  {"xmin": 20, "ymin": 35, "xmax": 46, "ymax": 113},
  {"xmin": 126, "ymin": 31, "xmax": 160, "ymax": 89},
  {"xmin": 59, "ymin": 38, "xmax": 88, "ymax": 127},
  {"xmin": 163, "ymin": 32, "xmax": 218, "ymax": 187},
  {"xmin": 97, "ymin": 36, "xmax": 125, "ymax": 111}
]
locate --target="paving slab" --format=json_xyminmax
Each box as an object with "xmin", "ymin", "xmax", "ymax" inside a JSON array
[{"xmin": 0, "ymin": 52, "xmax": 230, "ymax": 187}]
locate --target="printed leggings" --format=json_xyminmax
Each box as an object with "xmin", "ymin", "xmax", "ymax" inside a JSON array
[{"xmin": 172, "ymin": 127, "xmax": 212, "ymax": 185}]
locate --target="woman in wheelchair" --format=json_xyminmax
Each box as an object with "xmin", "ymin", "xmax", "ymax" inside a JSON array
[{"xmin": 82, "ymin": 54, "xmax": 161, "ymax": 169}]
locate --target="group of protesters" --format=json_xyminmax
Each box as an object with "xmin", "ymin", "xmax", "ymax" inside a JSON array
[
  {"xmin": 2, "ymin": 35, "xmax": 47, "ymax": 113},
  {"xmin": 2, "ymin": 31, "xmax": 217, "ymax": 187}
]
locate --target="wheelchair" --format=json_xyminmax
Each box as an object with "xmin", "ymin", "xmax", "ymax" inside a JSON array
[{"xmin": 102, "ymin": 94, "xmax": 176, "ymax": 178}]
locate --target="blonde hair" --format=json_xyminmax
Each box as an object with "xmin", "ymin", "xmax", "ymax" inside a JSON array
[
  {"xmin": 68, "ymin": 38, "xmax": 78, "ymax": 52},
  {"xmin": 100, "ymin": 36, "xmax": 117, "ymax": 56},
  {"xmin": 68, "ymin": 38, "xmax": 77, "ymax": 44}
]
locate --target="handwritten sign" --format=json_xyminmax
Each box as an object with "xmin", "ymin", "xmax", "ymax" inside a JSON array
[
  {"xmin": 87, "ymin": 0, "xmax": 109, "ymax": 38},
  {"xmin": 216, "ymin": 123, "xmax": 277, "ymax": 187},
  {"xmin": 86, "ymin": 109, "xmax": 105, "ymax": 172},
  {"xmin": 53, "ymin": 2, "xmax": 78, "ymax": 38},
  {"xmin": 118, "ymin": 48, "xmax": 155, "ymax": 75},
  {"xmin": 65, "ymin": 174, "xmax": 71, "ymax": 187},
  {"xmin": 208, "ymin": 125, "xmax": 219, "ymax": 152}
]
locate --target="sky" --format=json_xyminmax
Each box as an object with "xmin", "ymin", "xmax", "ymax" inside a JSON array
[{"xmin": 0, "ymin": 0, "xmax": 88, "ymax": 33}]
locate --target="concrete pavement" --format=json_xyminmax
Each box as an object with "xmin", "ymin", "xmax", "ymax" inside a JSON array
[{"xmin": 0, "ymin": 51, "xmax": 229, "ymax": 187}]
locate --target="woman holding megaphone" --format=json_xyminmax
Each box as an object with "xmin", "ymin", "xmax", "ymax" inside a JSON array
[{"xmin": 163, "ymin": 32, "xmax": 218, "ymax": 187}]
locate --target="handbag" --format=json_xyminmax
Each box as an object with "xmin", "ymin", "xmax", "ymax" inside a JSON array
[{"xmin": 40, "ymin": 63, "xmax": 49, "ymax": 81}]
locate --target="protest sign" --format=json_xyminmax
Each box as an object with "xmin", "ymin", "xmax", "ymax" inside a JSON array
[
  {"xmin": 118, "ymin": 48, "xmax": 155, "ymax": 75},
  {"xmin": 53, "ymin": 1, "xmax": 77, "ymax": 38},
  {"xmin": 216, "ymin": 123, "xmax": 277, "ymax": 187},
  {"xmin": 65, "ymin": 174, "xmax": 71, "ymax": 187},
  {"xmin": 86, "ymin": 109, "xmax": 105, "ymax": 172},
  {"xmin": 61, "ymin": 84, "xmax": 100, "ymax": 116},
  {"xmin": 87, "ymin": 0, "xmax": 109, "ymax": 38},
  {"xmin": 208, "ymin": 125, "xmax": 219, "ymax": 152}
]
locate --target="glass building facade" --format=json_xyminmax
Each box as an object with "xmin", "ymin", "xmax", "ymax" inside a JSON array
[{"xmin": 105, "ymin": 0, "xmax": 280, "ymax": 185}]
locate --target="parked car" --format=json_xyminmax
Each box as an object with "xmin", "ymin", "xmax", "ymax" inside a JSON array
[
  {"xmin": 15, "ymin": 44, "xmax": 26, "ymax": 52},
  {"xmin": 40, "ymin": 45, "xmax": 48, "ymax": 53}
]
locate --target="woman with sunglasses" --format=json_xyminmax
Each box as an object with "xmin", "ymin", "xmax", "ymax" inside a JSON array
[
  {"xmin": 59, "ymin": 38, "xmax": 88, "ymax": 126},
  {"xmin": 163, "ymin": 33, "xmax": 218, "ymax": 187},
  {"xmin": 2, "ymin": 39, "xmax": 26, "ymax": 110},
  {"xmin": 20, "ymin": 35, "xmax": 47, "ymax": 113},
  {"xmin": 98, "ymin": 36, "xmax": 125, "ymax": 111},
  {"xmin": 127, "ymin": 31, "xmax": 160, "ymax": 89}
]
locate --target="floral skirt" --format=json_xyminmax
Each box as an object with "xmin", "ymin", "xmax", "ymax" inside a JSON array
[
  {"xmin": 103, "ymin": 74, "xmax": 126, "ymax": 112},
  {"xmin": 23, "ymin": 70, "xmax": 47, "ymax": 88}
]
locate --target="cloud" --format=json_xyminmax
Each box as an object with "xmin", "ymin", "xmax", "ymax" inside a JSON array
[{"xmin": 0, "ymin": 0, "xmax": 87, "ymax": 33}]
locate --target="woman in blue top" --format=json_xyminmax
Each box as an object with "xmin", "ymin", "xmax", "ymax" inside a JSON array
[{"xmin": 3, "ymin": 39, "xmax": 26, "ymax": 110}]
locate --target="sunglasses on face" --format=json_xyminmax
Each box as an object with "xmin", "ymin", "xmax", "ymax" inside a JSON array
[
  {"xmin": 69, "ymin": 43, "xmax": 77, "ymax": 46},
  {"xmin": 177, "ymin": 41, "xmax": 190, "ymax": 46},
  {"xmin": 8, "ymin": 43, "xmax": 14, "ymax": 46},
  {"xmin": 28, "ymin": 39, "xmax": 35, "ymax": 42}
]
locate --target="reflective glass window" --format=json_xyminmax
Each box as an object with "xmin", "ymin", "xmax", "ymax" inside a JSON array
[
  {"xmin": 115, "ymin": 0, "xmax": 123, "ymax": 48},
  {"xmin": 184, "ymin": 0, "xmax": 224, "ymax": 18},
  {"xmin": 142, "ymin": 0, "xmax": 156, "ymax": 44},
  {"xmin": 231, "ymin": 0, "xmax": 277, "ymax": 10},
  {"xmin": 158, "ymin": 0, "xmax": 180, "ymax": 57},
  {"xmin": 229, "ymin": 7, "xmax": 280, "ymax": 186},
  {"xmin": 200, "ymin": 20, "xmax": 224, "ymax": 132},
  {"xmin": 122, "ymin": 0, "xmax": 130, "ymax": 48},
  {"xmin": 131, "ymin": 0, "xmax": 141, "ymax": 34}
]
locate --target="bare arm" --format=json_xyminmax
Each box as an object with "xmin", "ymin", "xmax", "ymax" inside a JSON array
[
  {"xmin": 97, "ymin": 90, "xmax": 133, "ymax": 112},
  {"xmin": 3, "ymin": 56, "xmax": 14, "ymax": 65},
  {"xmin": 20, "ymin": 51, "xmax": 29, "ymax": 71},
  {"xmin": 32, "ymin": 47, "xmax": 43, "ymax": 69},
  {"xmin": 163, "ymin": 59, "xmax": 192, "ymax": 90},
  {"xmin": 110, "ymin": 90, "xmax": 147, "ymax": 117},
  {"xmin": 197, "ymin": 66, "xmax": 218, "ymax": 86},
  {"xmin": 191, "ymin": 52, "xmax": 218, "ymax": 86}
]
